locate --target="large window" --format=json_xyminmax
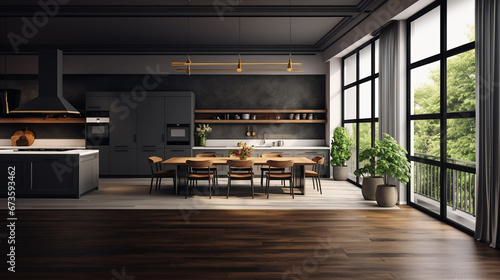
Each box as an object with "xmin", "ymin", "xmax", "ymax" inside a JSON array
[
  {"xmin": 407, "ymin": 0, "xmax": 475, "ymax": 231},
  {"xmin": 342, "ymin": 38, "xmax": 379, "ymax": 184}
]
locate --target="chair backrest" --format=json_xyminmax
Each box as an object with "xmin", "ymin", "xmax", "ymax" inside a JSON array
[
  {"xmin": 148, "ymin": 156, "xmax": 163, "ymax": 165},
  {"xmin": 261, "ymin": 153, "xmax": 283, "ymax": 158},
  {"xmin": 196, "ymin": 153, "xmax": 218, "ymax": 158},
  {"xmin": 227, "ymin": 160, "xmax": 254, "ymax": 168},
  {"xmin": 311, "ymin": 156, "xmax": 324, "ymax": 173},
  {"xmin": 186, "ymin": 160, "xmax": 213, "ymax": 169},
  {"xmin": 148, "ymin": 156, "xmax": 163, "ymax": 174},
  {"xmin": 312, "ymin": 156, "xmax": 324, "ymax": 165},
  {"xmin": 266, "ymin": 159, "xmax": 294, "ymax": 168}
]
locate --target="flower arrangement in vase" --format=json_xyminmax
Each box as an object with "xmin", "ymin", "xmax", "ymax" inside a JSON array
[
  {"xmin": 229, "ymin": 142, "xmax": 254, "ymax": 159},
  {"xmin": 195, "ymin": 124, "xmax": 212, "ymax": 146}
]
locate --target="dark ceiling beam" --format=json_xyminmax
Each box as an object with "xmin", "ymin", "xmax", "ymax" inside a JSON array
[
  {"xmin": 4, "ymin": 5, "xmax": 360, "ymax": 17},
  {"xmin": 11, "ymin": 45, "xmax": 320, "ymax": 55}
]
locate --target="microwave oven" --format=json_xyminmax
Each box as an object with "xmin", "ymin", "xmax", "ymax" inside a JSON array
[{"xmin": 166, "ymin": 124, "xmax": 190, "ymax": 146}]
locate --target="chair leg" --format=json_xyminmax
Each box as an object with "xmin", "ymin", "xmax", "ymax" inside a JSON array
[
  {"xmin": 290, "ymin": 178, "xmax": 294, "ymax": 199},
  {"xmin": 149, "ymin": 176, "xmax": 154, "ymax": 194},
  {"xmin": 317, "ymin": 177, "xmax": 322, "ymax": 194},
  {"xmin": 174, "ymin": 177, "xmax": 177, "ymax": 195},
  {"xmin": 158, "ymin": 178, "xmax": 162, "ymax": 190},
  {"xmin": 251, "ymin": 177, "xmax": 254, "ymax": 199},
  {"xmin": 208, "ymin": 178, "xmax": 212, "ymax": 199},
  {"xmin": 185, "ymin": 179, "xmax": 189, "ymax": 199},
  {"xmin": 266, "ymin": 177, "xmax": 270, "ymax": 199},
  {"xmin": 227, "ymin": 177, "xmax": 231, "ymax": 199},
  {"xmin": 260, "ymin": 169, "xmax": 264, "ymax": 187}
]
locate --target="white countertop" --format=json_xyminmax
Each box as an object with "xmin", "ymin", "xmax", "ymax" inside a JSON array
[
  {"xmin": 193, "ymin": 146, "xmax": 329, "ymax": 150},
  {"xmin": 196, "ymin": 139, "xmax": 329, "ymax": 150},
  {"xmin": 0, "ymin": 149, "xmax": 98, "ymax": 156}
]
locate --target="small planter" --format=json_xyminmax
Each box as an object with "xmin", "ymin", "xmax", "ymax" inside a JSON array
[
  {"xmin": 376, "ymin": 184, "xmax": 398, "ymax": 207},
  {"xmin": 361, "ymin": 176, "xmax": 384, "ymax": 200},
  {"xmin": 333, "ymin": 166, "xmax": 348, "ymax": 181}
]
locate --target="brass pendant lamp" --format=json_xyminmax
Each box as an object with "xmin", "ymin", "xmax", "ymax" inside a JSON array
[{"xmin": 172, "ymin": 0, "xmax": 303, "ymax": 74}]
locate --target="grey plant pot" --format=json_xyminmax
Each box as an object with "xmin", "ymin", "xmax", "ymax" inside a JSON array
[
  {"xmin": 375, "ymin": 184, "xmax": 398, "ymax": 207},
  {"xmin": 332, "ymin": 166, "xmax": 348, "ymax": 181},
  {"xmin": 361, "ymin": 176, "xmax": 384, "ymax": 200}
]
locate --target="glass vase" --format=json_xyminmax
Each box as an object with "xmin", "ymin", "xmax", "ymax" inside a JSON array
[{"xmin": 199, "ymin": 136, "xmax": 206, "ymax": 147}]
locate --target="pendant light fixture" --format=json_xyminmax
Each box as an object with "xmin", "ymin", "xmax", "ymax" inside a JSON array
[{"xmin": 172, "ymin": 0, "xmax": 303, "ymax": 74}]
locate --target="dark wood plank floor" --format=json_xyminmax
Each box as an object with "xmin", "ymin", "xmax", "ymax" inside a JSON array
[{"xmin": 1, "ymin": 206, "xmax": 500, "ymax": 279}]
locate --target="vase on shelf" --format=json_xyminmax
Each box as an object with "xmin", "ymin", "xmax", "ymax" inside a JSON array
[{"xmin": 198, "ymin": 136, "xmax": 206, "ymax": 147}]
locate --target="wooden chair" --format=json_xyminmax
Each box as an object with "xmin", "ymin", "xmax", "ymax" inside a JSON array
[
  {"xmin": 305, "ymin": 156, "xmax": 324, "ymax": 194},
  {"xmin": 148, "ymin": 156, "xmax": 176, "ymax": 194},
  {"xmin": 265, "ymin": 160, "xmax": 295, "ymax": 199},
  {"xmin": 226, "ymin": 160, "xmax": 255, "ymax": 199},
  {"xmin": 185, "ymin": 160, "xmax": 215, "ymax": 199},
  {"xmin": 194, "ymin": 153, "xmax": 219, "ymax": 186},
  {"xmin": 260, "ymin": 153, "xmax": 285, "ymax": 187}
]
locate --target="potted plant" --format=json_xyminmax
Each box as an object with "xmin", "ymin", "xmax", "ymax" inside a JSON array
[
  {"xmin": 195, "ymin": 124, "xmax": 212, "ymax": 147},
  {"xmin": 354, "ymin": 144, "xmax": 384, "ymax": 201},
  {"xmin": 372, "ymin": 133, "xmax": 411, "ymax": 207},
  {"xmin": 330, "ymin": 126, "xmax": 352, "ymax": 181}
]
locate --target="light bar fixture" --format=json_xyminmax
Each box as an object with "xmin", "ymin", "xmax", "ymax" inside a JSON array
[{"xmin": 172, "ymin": 0, "xmax": 303, "ymax": 75}]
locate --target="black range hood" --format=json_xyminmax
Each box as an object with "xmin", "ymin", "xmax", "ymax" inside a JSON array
[{"xmin": 11, "ymin": 49, "xmax": 79, "ymax": 115}]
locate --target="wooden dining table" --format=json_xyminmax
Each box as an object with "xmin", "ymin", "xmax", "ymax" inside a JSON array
[{"xmin": 161, "ymin": 157, "xmax": 316, "ymax": 196}]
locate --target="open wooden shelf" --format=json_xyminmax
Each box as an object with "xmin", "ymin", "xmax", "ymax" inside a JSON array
[
  {"xmin": 195, "ymin": 109, "xmax": 327, "ymax": 124},
  {"xmin": 0, "ymin": 118, "xmax": 85, "ymax": 124}
]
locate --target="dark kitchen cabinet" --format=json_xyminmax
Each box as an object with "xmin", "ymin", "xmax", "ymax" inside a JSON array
[
  {"xmin": 86, "ymin": 96, "xmax": 110, "ymax": 111},
  {"xmin": 137, "ymin": 148, "xmax": 165, "ymax": 176},
  {"xmin": 0, "ymin": 153, "xmax": 99, "ymax": 198},
  {"xmin": 110, "ymin": 97, "xmax": 138, "ymax": 148},
  {"xmin": 165, "ymin": 96, "xmax": 192, "ymax": 124},
  {"xmin": 138, "ymin": 96, "xmax": 165, "ymax": 149},
  {"xmin": 110, "ymin": 149, "xmax": 138, "ymax": 175}
]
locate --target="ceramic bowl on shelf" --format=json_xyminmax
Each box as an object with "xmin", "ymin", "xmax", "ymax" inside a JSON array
[{"xmin": 242, "ymin": 113, "xmax": 250, "ymax": 120}]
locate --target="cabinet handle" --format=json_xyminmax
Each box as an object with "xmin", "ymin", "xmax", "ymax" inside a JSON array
[
  {"xmin": 304, "ymin": 152, "xmax": 317, "ymax": 154},
  {"xmin": 88, "ymin": 106, "xmax": 100, "ymax": 109},
  {"xmin": 143, "ymin": 145, "xmax": 155, "ymax": 148},
  {"xmin": 115, "ymin": 150, "xmax": 129, "ymax": 152},
  {"xmin": 142, "ymin": 150, "xmax": 156, "ymax": 152},
  {"xmin": 115, "ymin": 146, "xmax": 128, "ymax": 148},
  {"xmin": 172, "ymin": 150, "xmax": 185, "ymax": 152}
]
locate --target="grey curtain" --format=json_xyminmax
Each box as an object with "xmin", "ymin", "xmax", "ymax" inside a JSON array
[
  {"xmin": 378, "ymin": 21, "xmax": 399, "ymax": 140},
  {"xmin": 378, "ymin": 22, "xmax": 401, "ymax": 188},
  {"xmin": 474, "ymin": 0, "xmax": 500, "ymax": 249}
]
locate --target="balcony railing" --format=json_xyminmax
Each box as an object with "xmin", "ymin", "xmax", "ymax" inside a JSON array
[{"xmin": 413, "ymin": 153, "xmax": 476, "ymax": 216}]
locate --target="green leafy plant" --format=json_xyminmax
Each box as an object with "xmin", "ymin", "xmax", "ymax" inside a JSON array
[
  {"xmin": 357, "ymin": 133, "xmax": 411, "ymax": 187},
  {"xmin": 330, "ymin": 127, "xmax": 352, "ymax": 167},
  {"xmin": 354, "ymin": 143, "xmax": 383, "ymax": 178}
]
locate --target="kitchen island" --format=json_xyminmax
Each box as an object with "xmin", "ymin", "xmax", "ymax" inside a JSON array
[{"xmin": 0, "ymin": 149, "xmax": 99, "ymax": 198}]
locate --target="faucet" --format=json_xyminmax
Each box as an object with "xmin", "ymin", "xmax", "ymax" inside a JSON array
[{"xmin": 261, "ymin": 132, "xmax": 267, "ymax": 145}]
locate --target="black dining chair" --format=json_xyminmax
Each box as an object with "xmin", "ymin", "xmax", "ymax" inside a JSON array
[
  {"xmin": 185, "ymin": 160, "xmax": 215, "ymax": 199},
  {"xmin": 264, "ymin": 159, "xmax": 295, "ymax": 199},
  {"xmin": 148, "ymin": 156, "xmax": 176, "ymax": 194},
  {"xmin": 226, "ymin": 159, "xmax": 255, "ymax": 199}
]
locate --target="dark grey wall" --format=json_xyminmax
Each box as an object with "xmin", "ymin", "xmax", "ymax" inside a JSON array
[{"xmin": 1, "ymin": 74, "xmax": 326, "ymax": 139}]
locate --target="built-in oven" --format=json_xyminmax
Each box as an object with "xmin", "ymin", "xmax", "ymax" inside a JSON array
[
  {"xmin": 166, "ymin": 123, "xmax": 190, "ymax": 146},
  {"xmin": 86, "ymin": 111, "xmax": 110, "ymax": 146}
]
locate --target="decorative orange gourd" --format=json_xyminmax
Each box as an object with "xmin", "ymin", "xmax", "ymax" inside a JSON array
[{"xmin": 11, "ymin": 129, "xmax": 35, "ymax": 146}]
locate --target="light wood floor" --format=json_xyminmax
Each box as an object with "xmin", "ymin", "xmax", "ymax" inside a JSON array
[
  {"xmin": 15, "ymin": 178, "xmax": 399, "ymax": 210},
  {"xmin": 4, "ymin": 208, "xmax": 500, "ymax": 279}
]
